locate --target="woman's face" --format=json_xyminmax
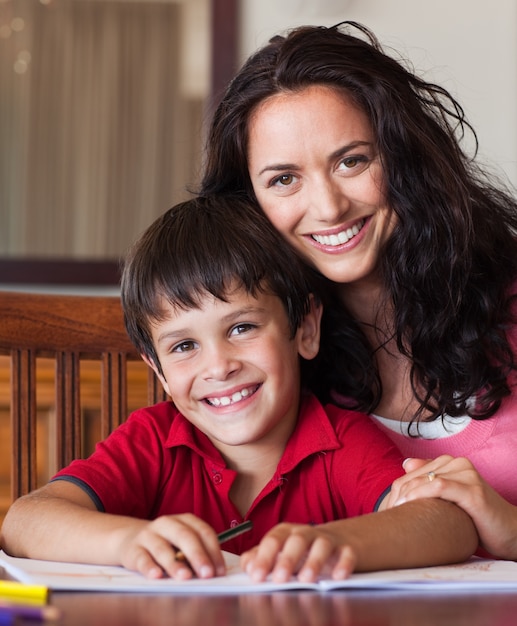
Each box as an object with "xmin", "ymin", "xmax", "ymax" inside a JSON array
[{"xmin": 247, "ymin": 85, "xmax": 396, "ymax": 289}]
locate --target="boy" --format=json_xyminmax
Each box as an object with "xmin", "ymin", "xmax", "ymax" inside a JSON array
[{"xmin": 0, "ymin": 195, "xmax": 477, "ymax": 583}]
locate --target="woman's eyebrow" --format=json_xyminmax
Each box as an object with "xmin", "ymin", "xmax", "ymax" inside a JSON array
[
  {"xmin": 328, "ymin": 140, "xmax": 372, "ymax": 161},
  {"xmin": 257, "ymin": 141, "xmax": 373, "ymax": 176},
  {"xmin": 257, "ymin": 162, "xmax": 299, "ymax": 176}
]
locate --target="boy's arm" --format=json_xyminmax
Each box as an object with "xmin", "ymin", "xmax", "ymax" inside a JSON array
[
  {"xmin": 0, "ymin": 481, "xmax": 225, "ymax": 580},
  {"xmin": 241, "ymin": 498, "xmax": 478, "ymax": 583}
]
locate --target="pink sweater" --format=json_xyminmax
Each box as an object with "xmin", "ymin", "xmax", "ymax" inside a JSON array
[
  {"xmin": 372, "ymin": 394, "xmax": 517, "ymax": 505},
  {"xmin": 372, "ymin": 316, "xmax": 517, "ymax": 506}
]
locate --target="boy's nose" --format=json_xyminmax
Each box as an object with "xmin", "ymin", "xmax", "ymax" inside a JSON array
[{"xmin": 202, "ymin": 344, "xmax": 241, "ymax": 381}]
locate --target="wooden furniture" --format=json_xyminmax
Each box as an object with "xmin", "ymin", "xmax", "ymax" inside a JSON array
[
  {"xmin": 0, "ymin": 291, "xmax": 164, "ymax": 504},
  {"xmin": 45, "ymin": 589, "xmax": 517, "ymax": 625}
]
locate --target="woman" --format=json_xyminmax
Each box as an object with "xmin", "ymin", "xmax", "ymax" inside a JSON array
[{"xmin": 200, "ymin": 22, "xmax": 517, "ymax": 558}]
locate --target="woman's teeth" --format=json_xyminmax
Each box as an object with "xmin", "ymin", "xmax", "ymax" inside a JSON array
[
  {"xmin": 312, "ymin": 219, "xmax": 365, "ymax": 246},
  {"xmin": 207, "ymin": 385, "xmax": 257, "ymax": 407}
]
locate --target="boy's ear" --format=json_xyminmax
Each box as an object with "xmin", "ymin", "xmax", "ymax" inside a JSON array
[
  {"xmin": 141, "ymin": 353, "xmax": 171, "ymax": 397},
  {"xmin": 296, "ymin": 295, "xmax": 322, "ymax": 360}
]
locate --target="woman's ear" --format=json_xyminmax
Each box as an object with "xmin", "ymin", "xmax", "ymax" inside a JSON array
[
  {"xmin": 141, "ymin": 353, "xmax": 171, "ymax": 397},
  {"xmin": 296, "ymin": 295, "xmax": 322, "ymax": 360}
]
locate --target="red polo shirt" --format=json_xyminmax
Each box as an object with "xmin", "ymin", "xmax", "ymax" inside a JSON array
[{"xmin": 53, "ymin": 393, "xmax": 404, "ymax": 554}]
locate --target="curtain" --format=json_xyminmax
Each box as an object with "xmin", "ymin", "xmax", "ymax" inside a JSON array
[{"xmin": 0, "ymin": 0, "xmax": 205, "ymax": 258}]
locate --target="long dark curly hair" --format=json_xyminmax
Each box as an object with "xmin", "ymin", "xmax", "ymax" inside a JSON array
[{"xmin": 200, "ymin": 22, "xmax": 517, "ymax": 422}]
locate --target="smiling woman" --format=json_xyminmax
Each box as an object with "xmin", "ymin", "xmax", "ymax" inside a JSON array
[{"xmin": 199, "ymin": 21, "xmax": 517, "ymax": 561}]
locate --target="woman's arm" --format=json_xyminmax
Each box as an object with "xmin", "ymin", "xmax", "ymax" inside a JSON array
[
  {"xmin": 0, "ymin": 481, "xmax": 226, "ymax": 580},
  {"xmin": 241, "ymin": 498, "xmax": 478, "ymax": 583},
  {"xmin": 385, "ymin": 455, "xmax": 517, "ymax": 559}
]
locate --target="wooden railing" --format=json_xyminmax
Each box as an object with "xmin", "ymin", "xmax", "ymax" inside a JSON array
[{"xmin": 0, "ymin": 355, "xmax": 152, "ymax": 522}]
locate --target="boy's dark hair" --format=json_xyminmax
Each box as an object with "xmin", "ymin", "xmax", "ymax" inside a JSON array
[{"xmin": 121, "ymin": 194, "xmax": 322, "ymax": 375}]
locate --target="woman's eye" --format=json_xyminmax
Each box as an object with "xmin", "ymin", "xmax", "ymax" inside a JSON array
[
  {"xmin": 172, "ymin": 340, "xmax": 196, "ymax": 353},
  {"xmin": 339, "ymin": 156, "xmax": 367, "ymax": 171},
  {"xmin": 271, "ymin": 173, "xmax": 296, "ymax": 187}
]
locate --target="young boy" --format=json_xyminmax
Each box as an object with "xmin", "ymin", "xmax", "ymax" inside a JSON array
[{"xmin": 0, "ymin": 195, "xmax": 477, "ymax": 583}]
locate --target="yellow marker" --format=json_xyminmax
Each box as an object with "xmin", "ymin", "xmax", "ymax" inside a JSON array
[{"xmin": 0, "ymin": 581, "xmax": 48, "ymax": 604}]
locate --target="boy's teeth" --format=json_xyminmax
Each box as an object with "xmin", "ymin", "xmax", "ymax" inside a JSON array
[
  {"xmin": 312, "ymin": 219, "xmax": 365, "ymax": 246},
  {"xmin": 208, "ymin": 386, "xmax": 253, "ymax": 407}
]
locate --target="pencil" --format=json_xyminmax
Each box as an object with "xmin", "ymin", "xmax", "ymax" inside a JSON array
[
  {"xmin": 175, "ymin": 520, "xmax": 253, "ymax": 563},
  {"xmin": 0, "ymin": 581, "xmax": 48, "ymax": 604},
  {"xmin": 215, "ymin": 520, "xmax": 253, "ymax": 544}
]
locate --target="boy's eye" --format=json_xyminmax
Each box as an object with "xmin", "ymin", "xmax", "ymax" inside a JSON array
[
  {"xmin": 172, "ymin": 340, "xmax": 196, "ymax": 353},
  {"xmin": 231, "ymin": 323, "xmax": 255, "ymax": 336}
]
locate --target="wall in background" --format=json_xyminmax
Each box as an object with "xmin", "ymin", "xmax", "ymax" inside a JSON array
[{"xmin": 239, "ymin": 0, "xmax": 517, "ymax": 189}]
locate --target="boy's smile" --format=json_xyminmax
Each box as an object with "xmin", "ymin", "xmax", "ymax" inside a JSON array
[
  {"xmin": 146, "ymin": 285, "xmax": 321, "ymax": 464},
  {"xmin": 204, "ymin": 383, "xmax": 260, "ymax": 407}
]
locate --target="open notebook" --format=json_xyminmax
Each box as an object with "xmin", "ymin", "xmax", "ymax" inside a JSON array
[{"xmin": 1, "ymin": 551, "xmax": 517, "ymax": 594}]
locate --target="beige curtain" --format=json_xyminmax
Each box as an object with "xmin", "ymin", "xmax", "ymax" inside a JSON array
[{"xmin": 0, "ymin": 0, "xmax": 204, "ymax": 258}]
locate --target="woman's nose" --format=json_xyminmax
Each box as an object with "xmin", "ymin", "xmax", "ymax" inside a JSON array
[{"xmin": 309, "ymin": 178, "xmax": 349, "ymax": 222}]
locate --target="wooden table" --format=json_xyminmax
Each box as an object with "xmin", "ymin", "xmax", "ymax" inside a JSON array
[{"xmin": 49, "ymin": 589, "xmax": 517, "ymax": 625}]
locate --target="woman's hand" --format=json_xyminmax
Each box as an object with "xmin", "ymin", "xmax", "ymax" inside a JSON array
[
  {"xmin": 116, "ymin": 513, "xmax": 226, "ymax": 580},
  {"xmin": 386, "ymin": 455, "xmax": 517, "ymax": 559},
  {"xmin": 240, "ymin": 522, "xmax": 357, "ymax": 583}
]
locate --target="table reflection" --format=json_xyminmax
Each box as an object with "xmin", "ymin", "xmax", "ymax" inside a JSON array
[{"xmin": 52, "ymin": 589, "xmax": 517, "ymax": 626}]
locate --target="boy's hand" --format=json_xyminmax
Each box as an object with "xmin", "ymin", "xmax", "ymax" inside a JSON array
[
  {"xmin": 117, "ymin": 513, "xmax": 226, "ymax": 580},
  {"xmin": 240, "ymin": 522, "xmax": 357, "ymax": 583},
  {"xmin": 386, "ymin": 455, "xmax": 517, "ymax": 559}
]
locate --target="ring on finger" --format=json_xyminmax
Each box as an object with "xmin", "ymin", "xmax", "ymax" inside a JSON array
[{"xmin": 427, "ymin": 471, "xmax": 437, "ymax": 482}]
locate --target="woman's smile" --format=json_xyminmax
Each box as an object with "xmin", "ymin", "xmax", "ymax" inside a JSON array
[{"xmin": 309, "ymin": 217, "xmax": 368, "ymax": 249}]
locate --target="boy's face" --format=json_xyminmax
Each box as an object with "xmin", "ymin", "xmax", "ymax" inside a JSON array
[{"xmin": 145, "ymin": 286, "xmax": 321, "ymax": 458}]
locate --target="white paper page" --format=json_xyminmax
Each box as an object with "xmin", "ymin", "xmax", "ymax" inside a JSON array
[
  {"xmin": 0, "ymin": 550, "xmax": 315, "ymax": 594},
  {"xmin": 2, "ymin": 551, "xmax": 517, "ymax": 594}
]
